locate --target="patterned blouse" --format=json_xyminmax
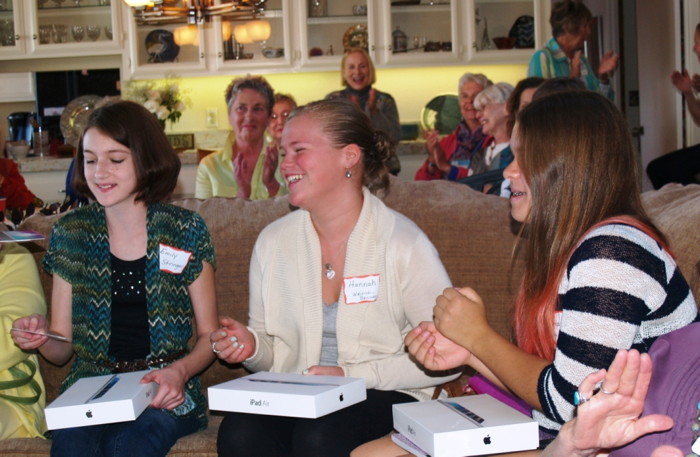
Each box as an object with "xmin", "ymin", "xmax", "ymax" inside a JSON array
[{"xmin": 43, "ymin": 202, "xmax": 216, "ymax": 430}]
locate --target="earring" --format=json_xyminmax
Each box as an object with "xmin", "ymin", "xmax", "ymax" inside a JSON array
[{"xmin": 345, "ymin": 169, "xmax": 352, "ymax": 179}]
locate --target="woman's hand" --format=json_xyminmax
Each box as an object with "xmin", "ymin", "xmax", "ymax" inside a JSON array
[
  {"xmin": 210, "ymin": 316, "xmax": 255, "ymax": 364},
  {"xmin": 232, "ymin": 153, "xmax": 253, "ymax": 198},
  {"xmin": 142, "ymin": 363, "xmax": 187, "ymax": 410},
  {"xmin": 692, "ymin": 73, "xmax": 700, "ymax": 92},
  {"xmin": 425, "ymin": 131, "xmax": 450, "ymax": 173},
  {"xmin": 404, "ymin": 321, "xmax": 471, "ymax": 371},
  {"xmin": 367, "ymin": 88, "xmax": 378, "ymax": 113},
  {"xmin": 11, "ymin": 314, "xmax": 50, "ymax": 350},
  {"xmin": 544, "ymin": 350, "xmax": 674, "ymax": 457},
  {"xmin": 433, "ymin": 287, "xmax": 489, "ymax": 350},
  {"xmin": 304, "ymin": 365, "xmax": 344, "ymax": 376},
  {"xmin": 671, "ymin": 69, "xmax": 693, "ymax": 94},
  {"xmin": 570, "ymin": 50, "xmax": 583, "ymax": 78},
  {"xmin": 597, "ymin": 50, "xmax": 620, "ymax": 81},
  {"xmin": 262, "ymin": 145, "xmax": 281, "ymax": 197}
]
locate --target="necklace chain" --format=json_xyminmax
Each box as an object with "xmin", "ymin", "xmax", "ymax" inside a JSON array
[{"xmin": 323, "ymin": 238, "xmax": 348, "ymax": 280}]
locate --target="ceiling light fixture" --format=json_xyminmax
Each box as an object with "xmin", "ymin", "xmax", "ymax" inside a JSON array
[{"xmin": 122, "ymin": 0, "xmax": 267, "ymax": 25}]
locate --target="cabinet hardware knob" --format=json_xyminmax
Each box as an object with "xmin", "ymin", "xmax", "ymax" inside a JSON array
[
  {"xmin": 200, "ymin": 52, "xmax": 204, "ymax": 59},
  {"xmin": 371, "ymin": 45, "xmax": 375, "ymax": 51},
  {"xmin": 33, "ymin": 34, "xmax": 37, "ymax": 40},
  {"xmin": 218, "ymin": 51, "xmax": 222, "ymax": 58},
  {"xmin": 15, "ymin": 34, "xmax": 19, "ymax": 40},
  {"xmin": 387, "ymin": 45, "xmax": 392, "ymax": 51}
]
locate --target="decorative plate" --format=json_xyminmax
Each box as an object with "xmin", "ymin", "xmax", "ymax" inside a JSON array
[
  {"xmin": 145, "ymin": 29, "xmax": 180, "ymax": 63},
  {"xmin": 420, "ymin": 93, "xmax": 461, "ymax": 135},
  {"xmin": 343, "ymin": 24, "xmax": 368, "ymax": 52},
  {"xmin": 60, "ymin": 95, "xmax": 103, "ymax": 148}
]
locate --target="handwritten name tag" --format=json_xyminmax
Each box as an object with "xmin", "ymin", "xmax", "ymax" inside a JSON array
[
  {"xmin": 159, "ymin": 243, "xmax": 192, "ymax": 274},
  {"xmin": 343, "ymin": 274, "xmax": 380, "ymax": 305}
]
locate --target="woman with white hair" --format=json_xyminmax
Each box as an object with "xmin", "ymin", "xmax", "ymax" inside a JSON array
[
  {"xmin": 457, "ymin": 82, "xmax": 514, "ymax": 194},
  {"xmin": 415, "ymin": 72, "xmax": 492, "ymax": 181}
]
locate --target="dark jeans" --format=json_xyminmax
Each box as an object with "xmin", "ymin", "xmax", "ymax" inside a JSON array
[
  {"xmin": 50, "ymin": 407, "xmax": 199, "ymax": 457},
  {"xmin": 216, "ymin": 389, "xmax": 416, "ymax": 457},
  {"xmin": 646, "ymin": 144, "xmax": 700, "ymax": 189}
]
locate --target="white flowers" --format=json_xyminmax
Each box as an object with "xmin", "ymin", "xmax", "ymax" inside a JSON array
[{"xmin": 124, "ymin": 76, "xmax": 189, "ymax": 128}]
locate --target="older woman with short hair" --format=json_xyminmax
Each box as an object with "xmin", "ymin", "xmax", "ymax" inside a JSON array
[
  {"xmin": 195, "ymin": 75, "xmax": 285, "ymax": 199},
  {"xmin": 415, "ymin": 72, "xmax": 492, "ymax": 181},
  {"xmin": 528, "ymin": 0, "xmax": 618, "ymax": 99}
]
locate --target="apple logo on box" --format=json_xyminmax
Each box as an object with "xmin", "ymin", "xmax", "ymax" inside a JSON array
[
  {"xmin": 483, "ymin": 435, "xmax": 491, "ymax": 445},
  {"xmin": 339, "ymin": 393, "xmax": 344, "ymax": 402},
  {"xmin": 86, "ymin": 410, "xmax": 93, "ymax": 419}
]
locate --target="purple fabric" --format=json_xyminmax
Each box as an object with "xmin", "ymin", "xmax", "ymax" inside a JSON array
[
  {"xmin": 609, "ymin": 322, "xmax": 700, "ymax": 456},
  {"xmin": 467, "ymin": 373, "xmax": 533, "ymax": 418}
]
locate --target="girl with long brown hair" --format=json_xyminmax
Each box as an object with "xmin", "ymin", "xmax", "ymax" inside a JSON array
[{"xmin": 354, "ymin": 91, "xmax": 698, "ymax": 456}]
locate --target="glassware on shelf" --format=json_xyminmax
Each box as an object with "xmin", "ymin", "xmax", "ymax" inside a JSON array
[
  {"xmin": 71, "ymin": 25, "xmax": 85, "ymax": 42},
  {"xmin": 86, "ymin": 25, "xmax": 101, "ymax": 41},
  {"xmin": 475, "ymin": 8, "xmax": 493, "ymax": 50},
  {"xmin": 104, "ymin": 25, "xmax": 113, "ymax": 40},
  {"xmin": 39, "ymin": 24, "xmax": 52, "ymax": 44},
  {"xmin": 53, "ymin": 0, "xmax": 66, "ymax": 7},
  {"xmin": 0, "ymin": 19, "xmax": 14, "ymax": 46},
  {"xmin": 52, "ymin": 24, "xmax": 68, "ymax": 43},
  {"xmin": 309, "ymin": 0, "xmax": 327, "ymax": 18}
]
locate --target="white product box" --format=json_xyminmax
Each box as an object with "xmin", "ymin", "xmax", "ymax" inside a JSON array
[
  {"xmin": 392, "ymin": 394, "xmax": 539, "ymax": 457},
  {"xmin": 45, "ymin": 370, "xmax": 158, "ymax": 430},
  {"xmin": 208, "ymin": 371, "xmax": 366, "ymax": 418}
]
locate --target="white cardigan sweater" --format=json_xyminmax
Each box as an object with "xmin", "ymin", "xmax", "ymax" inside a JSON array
[{"xmin": 244, "ymin": 188, "xmax": 458, "ymax": 400}]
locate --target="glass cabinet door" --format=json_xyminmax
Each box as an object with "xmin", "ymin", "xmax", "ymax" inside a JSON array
[
  {"xmin": 124, "ymin": 1, "xmax": 207, "ymax": 78},
  {"xmin": 376, "ymin": 0, "xmax": 461, "ymax": 67},
  {"xmin": 296, "ymin": 0, "xmax": 371, "ymax": 70},
  {"xmin": 0, "ymin": 0, "xmax": 24, "ymax": 57},
  {"xmin": 213, "ymin": 0, "xmax": 292, "ymax": 71},
  {"xmin": 467, "ymin": 0, "xmax": 545, "ymax": 63},
  {"xmin": 31, "ymin": 0, "xmax": 118, "ymax": 54}
]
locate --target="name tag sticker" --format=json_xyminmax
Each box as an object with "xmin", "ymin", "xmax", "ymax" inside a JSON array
[
  {"xmin": 343, "ymin": 274, "xmax": 380, "ymax": 304},
  {"xmin": 159, "ymin": 243, "xmax": 192, "ymax": 274}
]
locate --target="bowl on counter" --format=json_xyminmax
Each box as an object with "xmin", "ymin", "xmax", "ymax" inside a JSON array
[{"xmin": 7, "ymin": 141, "xmax": 31, "ymax": 159}]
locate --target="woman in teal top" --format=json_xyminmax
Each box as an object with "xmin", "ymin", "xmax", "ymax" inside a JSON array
[
  {"xmin": 527, "ymin": 0, "xmax": 618, "ymax": 100},
  {"xmin": 12, "ymin": 100, "xmax": 219, "ymax": 457}
]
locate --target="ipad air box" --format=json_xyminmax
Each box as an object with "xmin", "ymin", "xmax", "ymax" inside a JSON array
[
  {"xmin": 45, "ymin": 370, "xmax": 158, "ymax": 430},
  {"xmin": 392, "ymin": 394, "xmax": 539, "ymax": 457},
  {"xmin": 208, "ymin": 371, "xmax": 366, "ymax": 418}
]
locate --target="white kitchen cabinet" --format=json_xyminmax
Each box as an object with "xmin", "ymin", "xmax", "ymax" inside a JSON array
[
  {"xmin": 0, "ymin": 0, "xmax": 123, "ymax": 61},
  {"xmin": 465, "ymin": 0, "xmax": 551, "ymax": 64},
  {"xmin": 121, "ymin": 0, "xmax": 550, "ymax": 79},
  {"xmin": 122, "ymin": 0, "xmax": 293, "ymax": 79}
]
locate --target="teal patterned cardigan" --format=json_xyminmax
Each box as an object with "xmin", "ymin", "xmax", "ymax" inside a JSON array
[{"xmin": 42, "ymin": 202, "xmax": 216, "ymax": 430}]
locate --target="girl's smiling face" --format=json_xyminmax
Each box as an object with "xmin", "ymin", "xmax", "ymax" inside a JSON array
[
  {"xmin": 503, "ymin": 124, "xmax": 531, "ymax": 223},
  {"xmin": 280, "ymin": 114, "xmax": 347, "ymax": 211},
  {"xmin": 82, "ymin": 128, "xmax": 138, "ymax": 211}
]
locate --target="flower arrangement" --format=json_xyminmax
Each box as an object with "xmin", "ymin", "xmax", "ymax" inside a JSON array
[{"xmin": 123, "ymin": 76, "xmax": 189, "ymax": 129}]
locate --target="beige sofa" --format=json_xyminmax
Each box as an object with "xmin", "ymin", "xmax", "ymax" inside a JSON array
[{"xmin": 3, "ymin": 178, "xmax": 699, "ymax": 457}]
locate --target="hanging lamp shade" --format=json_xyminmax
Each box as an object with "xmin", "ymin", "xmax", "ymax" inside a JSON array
[
  {"xmin": 233, "ymin": 24, "xmax": 252, "ymax": 44},
  {"xmin": 173, "ymin": 24, "xmax": 199, "ymax": 46},
  {"xmin": 245, "ymin": 19, "xmax": 271, "ymax": 42}
]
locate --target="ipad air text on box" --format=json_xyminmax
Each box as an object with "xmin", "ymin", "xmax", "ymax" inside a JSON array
[
  {"xmin": 392, "ymin": 394, "xmax": 539, "ymax": 457},
  {"xmin": 208, "ymin": 371, "xmax": 366, "ymax": 419},
  {"xmin": 45, "ymin": 370, "xmax": 158, "ymax": 430}
]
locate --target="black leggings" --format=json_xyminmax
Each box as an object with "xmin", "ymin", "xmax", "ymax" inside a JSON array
[
  {"xmin": 216, "ymin": 389, "xmax": 415, "ymax": 457},
  {"xmin": 646, "ymin": 144, "xmax": 700, "ymax": 189}
]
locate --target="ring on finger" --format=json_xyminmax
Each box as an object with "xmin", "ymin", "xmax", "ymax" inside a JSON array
[
  {"xmin": 574, "ymin": 391, "xmax": 590, "ymax": 406},
  {"xmin": 601, "ymin": 385, "xmax": 616, "ymax": 395},
  {"xmin": 211, "ymin": 340, "xmax": 221, "ymax": 355}
]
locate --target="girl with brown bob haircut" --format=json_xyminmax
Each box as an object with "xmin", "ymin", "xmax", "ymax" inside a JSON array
[
  {"xmin": 12, "ymin": 99, "xmax": 219, "ymax": 457},
  {"xmin": 73, "ymin": 100, "xmax": 181, "ymax": 204}
]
